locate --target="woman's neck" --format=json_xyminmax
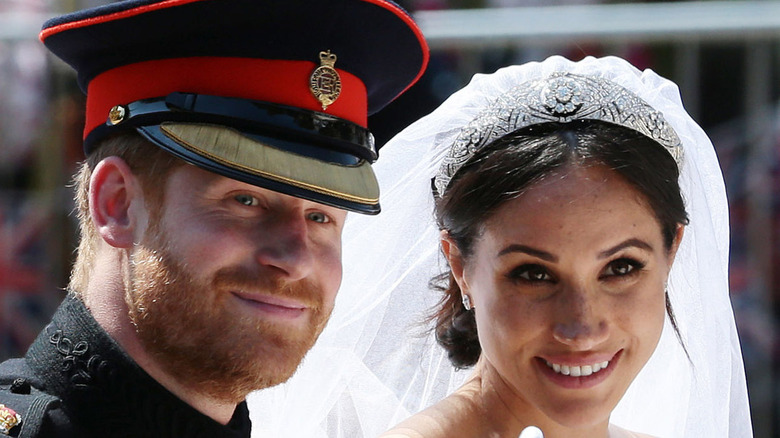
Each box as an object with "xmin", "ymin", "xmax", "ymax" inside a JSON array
[{"xmin": 461, "ymin": 358, "xmax": 611, "ymax": 438}]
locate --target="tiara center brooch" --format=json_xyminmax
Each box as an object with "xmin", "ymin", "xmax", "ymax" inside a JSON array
[
  {"xmin": 543, "ymin": 76, "xmax": 585, "ymax": 116},
  {"xmin": 310, "ymin": 50, "xmax": 342, "ymax": 111}
]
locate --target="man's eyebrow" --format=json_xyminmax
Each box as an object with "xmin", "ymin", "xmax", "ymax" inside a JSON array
[
  {"xmin": 598, "ymin": 238, "xmax": 654, "ymax": 259},
  {"xmin": 497, "ymin": 244, "xmax": 557, "ymax": 262}
]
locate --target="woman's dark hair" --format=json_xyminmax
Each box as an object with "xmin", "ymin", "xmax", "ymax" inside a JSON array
[{"xmin": 432, "ymin": 119, "xmax": 689, "ymax": 369}]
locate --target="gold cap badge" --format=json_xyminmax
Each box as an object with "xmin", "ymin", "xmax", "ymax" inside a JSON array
[
  {"xmin": 309, "ymin": 50, "xmax": 342, "ymax": 110},
  {"xmin": 0, "ymin": 404, "xmax": 21, "ymax": 435},
  {"xmin": 108, "ymin": 105, "xmax": 127, "ymax": 125}
]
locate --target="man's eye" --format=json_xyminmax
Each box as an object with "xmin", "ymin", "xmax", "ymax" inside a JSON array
[
  {"xmin": 307, "ymin": 211, "xmax": 330, "ymax": 223},
  {"xmin": 235, "ymin": 194, "xmax": 259, "ymax": 206}
]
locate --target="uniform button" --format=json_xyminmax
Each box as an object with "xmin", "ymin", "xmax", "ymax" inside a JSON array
[
  {"xmin": 9, "ymin": 379, "xmax": 30, "ymax": 395},
  {"xmin": 108, "ymin": 105, "xmax": 127, "ymax": 125}
]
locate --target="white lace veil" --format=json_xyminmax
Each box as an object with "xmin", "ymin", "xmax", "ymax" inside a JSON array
[{"xmin": 248, "ymin": 55, "xmax": 753, "ymax": 437}]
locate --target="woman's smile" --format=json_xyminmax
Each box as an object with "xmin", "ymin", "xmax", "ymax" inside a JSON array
[{"xmin": 536, "ymin": 350, "xmax": 623, "ymax": 390}]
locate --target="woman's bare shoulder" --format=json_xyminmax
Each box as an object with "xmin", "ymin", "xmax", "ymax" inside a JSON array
[
  {"xmin": 608, "ymin": 424, "xmax": 657, "ymax": 438},
  {"xmin": 379, "ymin": 392, "xmax": 479, "ymax": 438},
  {"xmin": 378, "ymin": 413, "xmax": 447, "ymax": 438}
]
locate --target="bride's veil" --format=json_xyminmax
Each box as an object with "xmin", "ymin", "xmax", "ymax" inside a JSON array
[{"xmin": 248, "ymin": 55, "xmax": 752, "ymax": 438}]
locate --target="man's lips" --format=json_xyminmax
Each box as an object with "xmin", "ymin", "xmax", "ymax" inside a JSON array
[{"xmin": 230, "ymin": 291, "xmax": 309, "ymax": 318}]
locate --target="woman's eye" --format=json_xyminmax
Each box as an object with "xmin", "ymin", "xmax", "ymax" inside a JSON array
[
  {"xmin": 510, "ymin": 264, "xmax": 552, "ymax": 282},
  {"xmin": 307, "ymin": 211, "xmax": 330, "ymax": 224},
  {"xmin": 234, "ymin": 194, "xmax": 259, "ymax": 207},
  {"xmin": 604, "ymin": 258, "xmax": 643, "ymax": 277}
]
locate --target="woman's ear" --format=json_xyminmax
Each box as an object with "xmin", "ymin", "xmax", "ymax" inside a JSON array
[
  {"xmin": 667, "ymin": 224, "xmax": 685, "ymax": 269},
  {"xmin": 441, "ymin": 230, "xmax": 469, "ymax": 293},
  {"xmin": 89, "ymin": 156, "xmax": 147, "ymax": 249}
]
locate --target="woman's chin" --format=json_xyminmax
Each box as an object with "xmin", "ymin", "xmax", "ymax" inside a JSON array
[{"xmin": 538, "ymin": 400, "xmax": 616, "ymax": 433}]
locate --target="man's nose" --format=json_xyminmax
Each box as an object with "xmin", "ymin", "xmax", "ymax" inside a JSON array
[
  {"xmin": 254, "ymin": 212, "xmax": 314, "ymax": 281},
  {"xmin": 552, "ymin": 286, "xmax": 609, "ymax": 351}
]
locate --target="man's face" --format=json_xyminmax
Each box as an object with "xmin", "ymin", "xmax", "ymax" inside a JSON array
[{"xmin": 126, "ymin": 164, "xmax": 347, "ymax": 403}]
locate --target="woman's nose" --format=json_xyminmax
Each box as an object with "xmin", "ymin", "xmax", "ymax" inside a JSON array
[{"xmin": 552, "ymin": 288, "xmax": 609, "ymax": 350}]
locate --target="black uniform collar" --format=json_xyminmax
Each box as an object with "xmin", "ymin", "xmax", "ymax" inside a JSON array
[{"xmin": 25, "ymin": 295, "xmax": 251, "ymax": 437}]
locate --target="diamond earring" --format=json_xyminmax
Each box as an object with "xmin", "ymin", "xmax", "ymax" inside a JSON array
[{"xmin": 462, "ymin": 294, "xmax": 472, "ymax": 311}]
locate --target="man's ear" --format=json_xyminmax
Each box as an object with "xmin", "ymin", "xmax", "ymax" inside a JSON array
[
  {"xmin": 440, "ymin": 230, "xmax": 469, "ymax": 293},
  {"xmin": 89, "ymin": 156, "xmax": 147, "ymax": 249}
]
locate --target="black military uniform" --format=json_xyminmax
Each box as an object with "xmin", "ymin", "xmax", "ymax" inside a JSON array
[
  {"xmin": 0, "ymin": 0, "xmax": 428, "ymax": 435},
  {"xmin": 0, "ymin": 295, "xmax": 252, "ymax": 437}
]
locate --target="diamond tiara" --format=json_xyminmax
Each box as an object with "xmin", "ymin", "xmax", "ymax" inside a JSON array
[{"xmin": 433, "ymin": 72, "xmax": 684, "ymax": 197}]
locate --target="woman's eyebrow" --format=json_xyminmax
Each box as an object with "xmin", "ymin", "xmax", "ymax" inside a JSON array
[
  {"xmin": 598, "ymin": 238, "xmax": 653, "ymax": 259},
  {"xmin": 497, "ymin": 244, "xmax": 557, "ymax": 262}
]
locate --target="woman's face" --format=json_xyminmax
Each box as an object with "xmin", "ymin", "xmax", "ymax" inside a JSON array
[{"xmin": 444, "ymin": 163, "xmax": 682, "ymax": 431}]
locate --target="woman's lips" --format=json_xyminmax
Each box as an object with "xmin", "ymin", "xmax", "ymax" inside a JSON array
[
  {"xmin": 537, "ymin": 350, "xmax": 623, "ymax": 389},
  {"xmin": 546, "ymin": 359, "xmax": 610, "ymax": 377}
]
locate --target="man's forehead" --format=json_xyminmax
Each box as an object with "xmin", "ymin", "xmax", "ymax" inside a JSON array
[{"xmin": 171, "ymin": 164, "xmax": 347, "ymax": 214}]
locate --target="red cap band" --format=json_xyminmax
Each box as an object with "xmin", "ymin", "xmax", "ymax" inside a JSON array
[{"xmin": 85, "ymin": 56, "xmax": 367, "ymax": 139}]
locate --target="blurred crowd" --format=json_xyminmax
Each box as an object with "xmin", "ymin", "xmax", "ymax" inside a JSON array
[{"xmin": 1, "ymin": 0, "xmax": 778, "ymax": 435}]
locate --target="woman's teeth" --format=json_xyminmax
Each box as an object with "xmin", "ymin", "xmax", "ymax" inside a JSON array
[{"xmin": 545, "ymin": 360, "xmax": 610, "ymax": 377}]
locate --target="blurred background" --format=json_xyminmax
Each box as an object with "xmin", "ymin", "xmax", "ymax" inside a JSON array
[{"xmin": 0, "ymin": 0, "xmax": 778, "ymax": 435}]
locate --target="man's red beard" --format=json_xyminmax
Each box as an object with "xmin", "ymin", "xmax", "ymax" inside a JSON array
[{"xmin": 126, "ymin": 226, "xmax": 333, "ymax": 404}]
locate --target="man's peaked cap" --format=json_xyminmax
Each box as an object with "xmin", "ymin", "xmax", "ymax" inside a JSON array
[{"xmin": 41, "ymin": 0, "xmax": 429, "ymax": 214}]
